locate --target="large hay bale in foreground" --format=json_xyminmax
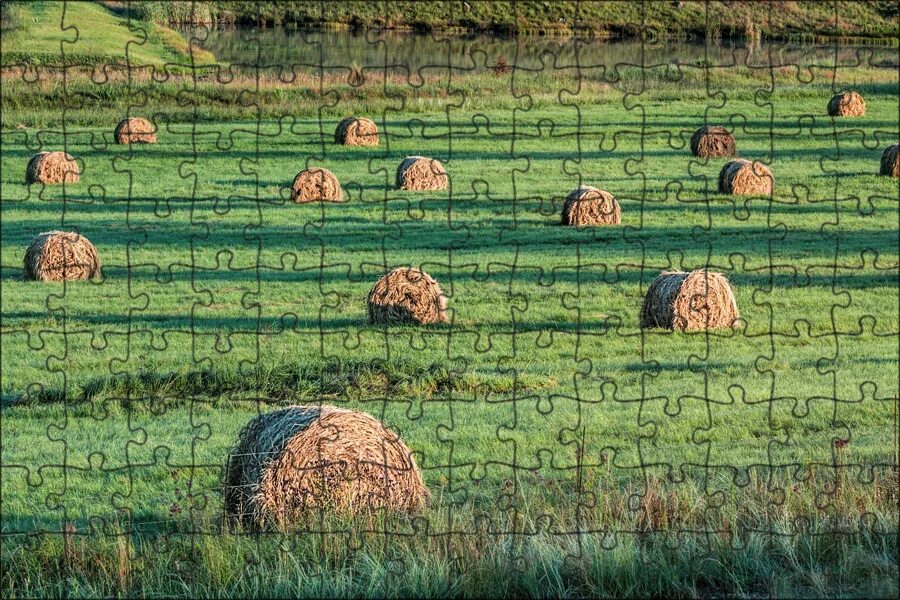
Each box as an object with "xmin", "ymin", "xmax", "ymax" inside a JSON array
[
  {"xmin": 396, "ymin": 156, "xmax": 448, "ymax": 191},
  {"xmin": 114, "ymin": 117, "xmax": 157, "ymax": 144},
  {"xmin": 224, "ymin": 405, "xmax": 428, "ymax": 529},
  {"xmin": 718, "ymin": 159, "xmax": 773, "ymax": 196},
  {"xmin": 24, "ymin": 231, "xmax": 101, "ymax": 282},
  {"xmin": 368, "ymin": 268, "xmax": 448, "ymax": 325},
  {"xmin": 25, "ymin": 152, "xmax": 80, "ymax": 185},
  {"xmin": 640, "ymin": 270, "xmax": 739, "ymax": 331},
  {"xmin": 290, "ymin": 167, "xmax": 344, "ymax": 203},
  {"xmin": 827, "ymin": 91, "xmax": 866, "ymax": 117},
  {"xmin": 881, "ymin": 144, "xmax": 899, "ymax": 177},
  {"xmin": 335, "ymin": 116, "xmax": 379, "ymax": 146},
  {"xmin": 561, "ymin": 186, "xmax": 621, "ymax": 227},
  {"xmin": 690, "ymin": 126, "xmax": 736, "ymax": 158}
]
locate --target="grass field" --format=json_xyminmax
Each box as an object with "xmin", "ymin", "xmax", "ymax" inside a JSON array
[{"xmin": 1, "ymin": 3, "xmax": 899, "ymax": 598}]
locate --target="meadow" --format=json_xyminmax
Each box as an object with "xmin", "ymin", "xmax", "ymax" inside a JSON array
[{"xmin": 1, "ymin": 6, "xmax": 899, "ymax": 597}]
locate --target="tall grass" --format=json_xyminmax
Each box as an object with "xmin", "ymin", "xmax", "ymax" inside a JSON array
[{"xmin": 2, "ymin": 470, "xmax": 896, "ymax": 598}]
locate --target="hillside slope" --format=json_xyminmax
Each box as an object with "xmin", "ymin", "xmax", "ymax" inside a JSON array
[{"xmin": 0, "ymin": 1, "xmax": 214, "ymax": 66}]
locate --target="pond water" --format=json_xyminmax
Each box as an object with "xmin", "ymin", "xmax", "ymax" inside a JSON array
[{"xmin": 185, "ymin": 27, "xmax": 899, "ymax": 74}]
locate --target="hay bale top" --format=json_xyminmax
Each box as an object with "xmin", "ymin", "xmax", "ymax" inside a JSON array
[
  {"xmin": 114, "ymin": 117, "xmax": 157, "ymax": 144},
  {"xmin": 640, "ymin": 269, "xmax": 739, "ymax": 331},
  {"xmin": 335, "ymin": 116, "xmax": 379, "ymax": 146},
  {"xmin": 396, "ymin": 156, "xmax": 448, "ymax": 191},
  {"xmin": 290, "ymin": 167, "xmax": 344, "ymax": 203},
  {"xmin": 690, "ymin": 126, "xmax": 736, "ymax": 158},
  {"xmin": 26, "ymin": 151, "xmax": 80, "ymax": 185},
  {"xmin": 23, "ymin": 230, "xmax": 101, "ymax": 282},
  {"xmin": 718, "ymin": 159, "xmax": 773, "ymax": 196},
  {"xmin": 561, "ymin": 185, "xmax": 621, "ymax": 227},
  {"xmin": 827, "ymin": 91, "xmax": 866, "ymax": 117},
  {"xmin": 367, "ymin": 267, "xmax": 449, "ymax": 325},
  {"xmin": 224, "ymin": 404, "xmax": 428, "ymax": 528},
  {"xmin": 881, "ymin": 144, "xmax": 899, "ymax": 177}
]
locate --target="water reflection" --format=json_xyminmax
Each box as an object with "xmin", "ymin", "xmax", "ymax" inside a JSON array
[{"xmin": 185, "ymin": 27, "xmax": 899, "ymax": 74}]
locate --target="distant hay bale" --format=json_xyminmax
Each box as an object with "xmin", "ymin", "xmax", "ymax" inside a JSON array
[
  {"xmin": 25, "ymin": 152, "xmax": 80, "ymax": 185},
  {"xmin": 224, "ymin": 405, "xmax": 428, "ymax": 529},
  {"xmin": 367, "ymin": 268, "xmax": 448, "ymax": 325},
  {"xmin": 396, "ymin": 156, "xmax": 448, "ymax": 191},
  {"xmin": 561, "ymin": 186, "xmax": 621, "ymax": 226},
  {"xmin": 23, "ymin": 231, "xmax": 101, "ymax": 282},
  {"xmin": 114, "ymin": 117, "xmax": 157, "ymax": 144},
  {"xmin": 880, "ymin": 144, "xmax": 899, "ymax": 177},
  {"xmin": 827, "ymin": 91, "xmax": 866, "ymax": 117},
  {"xmin": 718, "ymin": 159, "xmax": 773, "ymax": 196},
  {"xmin": 290, "ymin": 167, "xmax": 344, "ymax": 203},
  {"xmin": 335, "ymin": 116, "xmax": 379, "ymax": 146},
  {"xmin": 690, "ymin": 126, "xmax": 736, "ymax": 158},
  {"xmin": 640, "ymin": 270, "xmax": 739, "ymax": 331}
]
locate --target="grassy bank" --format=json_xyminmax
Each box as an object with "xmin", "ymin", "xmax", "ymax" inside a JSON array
[
  {"xmin": 0, "ymin": 1, "xmax": 214, "ymax": 66},
  {"xmin": 125, "ymin": 0, "xmax": 900, "ymax": 40}
]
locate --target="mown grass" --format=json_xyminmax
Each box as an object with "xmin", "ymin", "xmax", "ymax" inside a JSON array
[{"xmin": 1, "ymin": 19, "xmax": 898, "ymax": 599}]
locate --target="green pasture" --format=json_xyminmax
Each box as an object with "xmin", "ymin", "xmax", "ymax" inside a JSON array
[{"xmin": 1, "ymin": 19, "xmax": 898, "ymax": 597}]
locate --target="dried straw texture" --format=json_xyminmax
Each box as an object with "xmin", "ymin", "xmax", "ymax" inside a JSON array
[
  {"xmin": 367, "ymin": 268, "xmax": 449, "ymax": 325},
  {"xmin": 25, "ymin": 152, "xmax": 80, "ymax": 185},
  {"xmin": 640, "ymin": 270, "xmax": 739, "ymax": 331},
  {"xmin": 335, "ymin": 117, "xmax": 379, "ymax": 146},
  {"xmin": 689, "ymin": 126, "xmax": 736, "ymax": 158},
  {"xmin": 827, "ymin": 91, "xmax": 866, "ymax": 117},
  {"xmin": 880, "ymin": 144, "xmax": 899, "ymax": 177},
  {"xmin": 718, "ymin": 159, "xmax": 773, "ymax": 196},
  {"xmin": 114, "ymin": 117, "xmax": 157, "ymax": 144},
  {"xmin": 396, "ymin": 156, "xmax": 448, "ymax": 191},
  {"xmin": 561, "ymin": 186, "xmax": 621, "ymax": 226},
  {"xmin": 24, "ymin": 231, "xmax": 101, "ymax": 282},
  {"xmin": 290, "ymin": 167, "xmax": 344, "ymax": 203},
  {"xmin": 224, "ymin": 405, "xmax": 428, "ymax": 529}
]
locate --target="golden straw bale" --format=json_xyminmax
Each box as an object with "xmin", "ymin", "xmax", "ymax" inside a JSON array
[
  {"xmin": 114, "ymin": 117, "xmax": 157, "ymax": 144},
  {"xmin": 827, "ymin": 91, "xmax": 866, "ymax": 117},
  {"xmin": 224, "ymin": 405, "xmax": 428, "ymax": 529},
  {"xmin": 395, "ymin": 156, "xmax": 448, "ymax": 191},
  {"xmin": 718, "ymin": 159, "xmax": 773, "ymax": 195},
  {"xmin": 26, "ymin": 152, "xmax": 80, "ymax": 185},
  {"xmin": 335, "ymin": 116, "xmax": 379, "ymax": 146},
  {"xmin": 367, "ymin": 268, "xmax": 448, "ymax": 325},
  {"xmin": 290, "ymin": 167, "xmax": 344, "ymax": 203},
  {"xmin": 640, "ymin": 270, "xmax": 739, "ymax": 331},
  {"xmin": 561, "ymin": 186, "xmax": 621, "ymax": 226},
  {"xmin": 23, "ymin": 231, "xmax": 101, "ymax": 282}
]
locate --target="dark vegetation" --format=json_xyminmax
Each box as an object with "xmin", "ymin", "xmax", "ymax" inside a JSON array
[{"xmin": 119, "ymin": 0, "xmax": 900, "ymax": 40}]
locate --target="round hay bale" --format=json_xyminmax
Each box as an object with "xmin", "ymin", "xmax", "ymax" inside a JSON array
[
  {"xmin": 718, "ymin": 159, "xmax": 773, "ymax": 196},
  {"xmin": 290, "ymin": 167, "xmax": 344, "ymax": 203},
  {"xmin": 25, "ymin": 152, "xmax": 80, "ymax": 185},
  {"xmin": 334, "ymin": 116, "xmax": 379, "ymax": 146},
  {"xmin": 561, "ymin": 186, "xmax": 621, "ymax": 227},
  {"xmin": 640, "ymin": 270, "xmax": 739, "ymax": 331},
  {"xmin": 367, "ymin": 267, "xmax": 448, "ymax": 325},
  {"xmin": 224, "ymin": 405, "xmax": 428, "ymax": 528},
  {"xmin": 114, "ymin": 117, "xmax": 157, "ymax": 144},
  {"xmin": 827, "ymin": 91, "xmax": 866, "ymax": 117},
  {"xmin": 395, "ymin": 156, "xmax": 448, "ymax": 191},
  {"xmin": 23, "ymin": 231, "xmax": 101, "ymax": 282},
  {"xmin": 689, "ymin": 126, "xmax": 736, "ymax": 158},
  {"xmin": 880, "ymin": 144, "xmax": 899, "ymax": 177}
]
